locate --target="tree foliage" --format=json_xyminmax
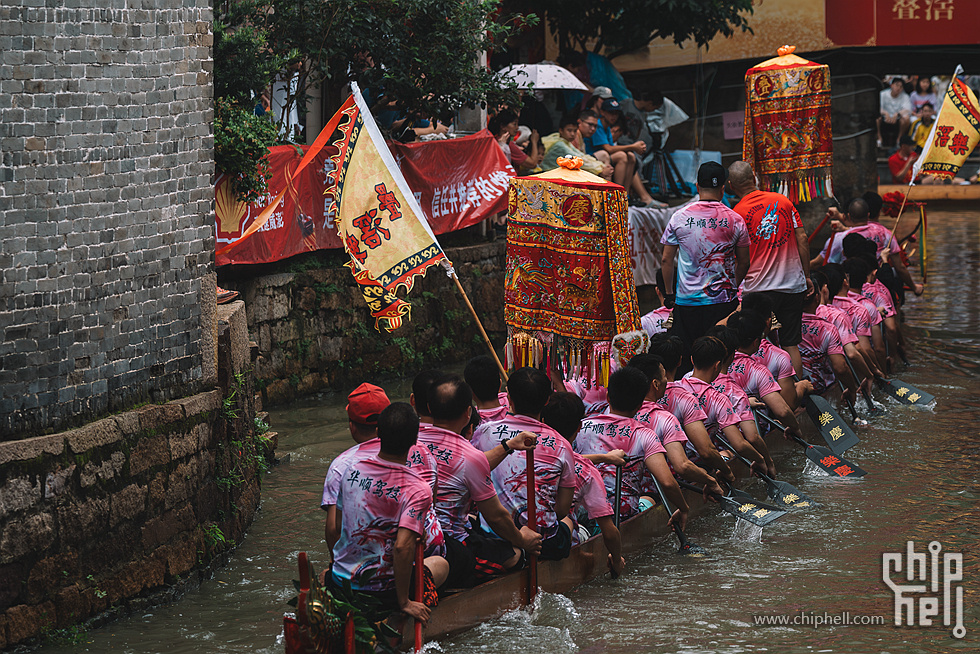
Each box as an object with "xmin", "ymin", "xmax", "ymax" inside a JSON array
[{"xmin": 527, "ymin": 0, "xmax": 754, "ymax": 58}]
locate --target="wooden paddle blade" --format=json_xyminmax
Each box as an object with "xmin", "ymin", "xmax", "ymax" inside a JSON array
[
  {"xmin": 802, "ymin": 443, "xmax": 867, "ymax": 478},
  {"xmin": 717, "ymin": 495, "xmax": 789, "ymax": 527},
  {"xmin": 805, "ymin": 395, "xmax": 860, "ymax": 455},
  {"xmin": 763, "ymin": 477, "xmax": 819, "ymax": 510},
  {"xmin": 876, "ymin": 377, "xmax": 935, "ymax": 407}
]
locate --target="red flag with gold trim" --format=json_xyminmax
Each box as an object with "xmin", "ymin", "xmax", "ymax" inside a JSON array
[{"xmin": 912, "ymin": 66, "xmax": 980, "ymax": 182}]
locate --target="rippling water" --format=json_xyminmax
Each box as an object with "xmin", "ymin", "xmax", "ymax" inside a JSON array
[{"xmin": 37, "ymin": 208, "xmax": 979, "ymax": 653}]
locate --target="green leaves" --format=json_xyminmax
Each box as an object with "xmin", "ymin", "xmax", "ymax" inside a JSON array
[{"xmin": 214, "ymin": 97, "xmax": 279, "ymax": 203}]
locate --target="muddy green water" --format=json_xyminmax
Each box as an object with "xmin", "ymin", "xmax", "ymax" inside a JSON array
[{"xmin": 38, "ymin": 208, "xmax": 979, "ymax": 653}]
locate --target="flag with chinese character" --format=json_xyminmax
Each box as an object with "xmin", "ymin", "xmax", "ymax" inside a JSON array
[
  {"xmin": 912, "ymin": 67, "xmax": 980, "ymax": 182},
  {"xmin": 328, "ymin": 84, "xmax": 449, "ymax": 331}
]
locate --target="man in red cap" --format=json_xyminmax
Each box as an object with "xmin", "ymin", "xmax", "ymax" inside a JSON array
[{"xmin": 322, "ymin": 383, "xmax": 450, "ymax": 590}]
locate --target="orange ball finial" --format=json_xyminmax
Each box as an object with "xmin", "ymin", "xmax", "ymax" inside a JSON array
[
  {"xmin": 777, "ymin": 45, "xmax": 796, "ymax": 56},
  {"xmin": 557, "ymin": 155, "xmax": 583, "ymax": 170}
]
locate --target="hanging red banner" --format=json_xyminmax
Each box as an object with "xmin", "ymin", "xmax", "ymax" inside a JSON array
[{"xmin": 215, "ymin": 131, "xmax": 512, "ymax": 267}]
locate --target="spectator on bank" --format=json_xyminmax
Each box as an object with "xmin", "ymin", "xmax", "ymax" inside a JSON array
[
  {"xmin": 888, "ymin": 135, "xmax": 918, "ymax": 184},
  {"xmin": 908, "ymin": 102, "xmax": 935, "ymax": 150},
  {"xmin": 909, "ymin": 76, "xmax": 938, "ymax": 117},
  {"xmin": 541, "ymin": 114, "xmax": 613, "ymax": 179},
  {"xmin": 878, "ymin": 77, "xmax": 912, "ymax": 150}
]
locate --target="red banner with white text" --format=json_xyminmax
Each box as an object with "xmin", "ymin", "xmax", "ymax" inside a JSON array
[{"xmin": 214, "ymin": 131, "xmax": 512, "ymax": 266}]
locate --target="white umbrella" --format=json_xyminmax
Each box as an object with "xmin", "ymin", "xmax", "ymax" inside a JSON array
[{"xmin": 496, "ymin": 64, "xmax": 589, "ymax": 91}]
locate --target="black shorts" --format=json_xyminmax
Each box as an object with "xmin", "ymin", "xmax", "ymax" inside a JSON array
[
  {"xmin": 444, "ymin": 530, "xmax": 518, "ymax": 588},
  {"xmin": 670, "ymin": 300, "xmax": 739, "ymax": 351},
  {"xmin": 540, "ymin": 521, "xmax": 572, "ymax": 561},
  {"xmin": 755, "ymin": 290, "xmax": 806, "ymax": 347}
]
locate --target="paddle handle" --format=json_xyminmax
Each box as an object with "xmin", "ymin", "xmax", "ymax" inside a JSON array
[
  {"xmin": 837, "ymin": 379, "xmax": 860, "ymax": 421},
  {"xmin": 844, "ymin": 353, "xmax": 877, "ymax": 413},
  {"xmin": 452, "ymin": 272, "xmax": 508, "ymax": 382},
  {"xmin": 649, "ymin": 474, "xmax": 690, "ymax": 547},
  {"xmin": 526, "ymin": 447, "xmax": 537, "ymax": 605},
  {"xmin": 613, "ymin": 464, "xmax": 623, "ymax": 527},
  {"xmin": 414, "ymin": 541, "xmax": 424, "ymax": 652}
]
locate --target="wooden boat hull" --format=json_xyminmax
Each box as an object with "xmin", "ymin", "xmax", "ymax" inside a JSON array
[{"xmin": 401, "ymin": 426, "xmax": 819, "ymax": 647}]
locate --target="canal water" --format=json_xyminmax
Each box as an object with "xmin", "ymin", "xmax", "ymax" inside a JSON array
[{"xmin": 38, "ymin": 207, "xmax": 978, "ymax": 653}]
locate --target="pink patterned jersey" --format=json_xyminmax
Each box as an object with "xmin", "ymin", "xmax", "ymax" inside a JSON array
[
  {"xmin": 863, "ymin": 279, "xmax": 897, "ymax": 318},
  {"xmin": 472, "ymin": 415, "xmax": 577, "ymax": 537},
  {"xmin": 640, "ymin": 306, "xmax": 672, "ymax": 337},
  {"xmin": 728, "ymin": 351, "xmax": 781, "ymax": 398},
  {"xmin": 571, "ymin": 452, "xmax": 613, "ymax": 521},
  {"xmin": 322, "ymin": 439, "xmax": 445, "ymax": 557},
  {"xmin": 823, "ymin": 222, "xmax": 901, "ymax": 263},
  {"xmin": 633, "ymin": 400, "xmax": 689, "ymax": 447},
  {"xmin": 832, "ymin": 293, "xmax": 881, "ymax": 338},
  {"xmin": 332, "ymin": 456, "xmax": 431, "ymax": 592},
  {"xmin": 712, "ymin": 373, "xmax": 755, "ymax": 422},
  {"xmin": 733, "ymin": 190, "xmax": 807, "ymax": 293},
  {"xmin": 816, "ymin": 304, "xmax": 859, "ymax": 345},
  {"xmin": 673, "ymin": 376, "xmax": 740, "ymax": 437},
  {"xmin": 656, "ymin": 383, "xmax": 708, "ymax": 427},
  {"xmin": 754, "ymin": 338, "xmax": 795, "ymax": 381},
  {"xmin": 573, "ymin": 413, "xmax": 666, "ymax": 518},
  {"xmin": 660, "ymin": 200, "xmax": 750, "ymax": 306},
  {"xmin": 800, "ymin": 313, "xmax": 845, "ymax": 393},
  {"xmin": 416, "ymin": 424, "xmax": 497, "ymax": 541}
]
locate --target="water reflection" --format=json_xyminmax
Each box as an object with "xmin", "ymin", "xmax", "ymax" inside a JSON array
[{"xmin": 35, "ymin": 210, "xmax": 980, "ymax": 653}]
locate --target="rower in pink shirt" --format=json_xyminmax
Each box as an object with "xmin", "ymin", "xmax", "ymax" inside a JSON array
[
  {"xmin": 812, "ymin": 269, "xmax": 876, "ymax": 392},
  {"xmin": 539, "ymin": 392, "xmax": 625, "ymax": 577},
  {"xmin": 573, "ymin": 368, "xmax": 690, "ymax": 527},
  {"xmin": 640, "ymin": 270, "xmax": 673, "ymax": 338},
  {"xmin": 329, "ymin": 403, "xmax": 446, "ymax": 622},
  {"xmin": 800, "ymin": 288, "xmax": 859, "ymax": 402},
  {"xmin": 832, "ymin": 259, "xmax": 887, "ymax": 372},
  {"xmin": 464, "ymin": 355, "xmax": 510, "ymax": 422},
  {"xmin": 417, "ymin": 374, "xmax": 541, "ymax": 588},
  {"xmin": 739, "ymin": 292, "xmax": 811, "ymax": 410},
  {"xmin": 472, "ymin": 368, "xmax": 577, "ymax": 560}
]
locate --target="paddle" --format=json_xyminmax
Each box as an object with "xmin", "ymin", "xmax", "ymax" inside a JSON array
[
  {"xmin": 613, "ymin": 461, "xmax": 623, "ymax": 528},
  {"xmin": 874, "ymin": 375, "xmax": 935, "ymax": 407},
  {"xmin": 803, "ymin": 393, "xmax": 861, "ymax": 455},
  {"xmin": 414, "ymin": 541, "xmax": 424, "ymax": 652},
  {"xmin": 843, "ymin": 355, "xmax": 883, "ymax": 416},
  {"xmin": 676, "ymin": 479, "xmax": 790, "ymax": 527},
  {"xmin": 649, "ymin": 474, "xmax": 708, "ymax": 556},
  {"xmin": 837, "ymin": 379, "xmax": 870, "ymax": 426},
  {"xmin": 526, "ymin": 446, "xmax": 537, "ymax": 605},
  {"xmin": 713, "ymin": 433, "xmax": 818, "ymax": 510},
  {"xmin": 756, "ymin": 411, "xmax": 867, "ymax": 478}
]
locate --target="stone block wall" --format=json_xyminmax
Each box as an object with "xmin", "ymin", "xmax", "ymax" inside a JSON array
[
  {"xmin": 0, "ymin": 303, "xmax": 266, "ymax": 649},
  {"xmin": 0, "ymin": 0, "xmax": 216, "ymax": 440},
  {"xmin": 223, "ymin": 242, "xmax": 507, "ymax": 404}
]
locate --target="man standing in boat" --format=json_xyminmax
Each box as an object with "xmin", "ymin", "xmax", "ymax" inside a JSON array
[
  {"xmin": 329, "ymin": 403, "xmax": 441, "ymax": 623},
  {"xmin": 472, "ymin": 367, "xmax": 578, "ymax": 561},
  {"xmin": 729, "ymin": 160, "xmax": 812, "ymax": 377},
  {"xmin": 660, "ymin": 161, "xmax": 750, "ymax": 373},
  {"xmin": 418, "ymin": 375, "xmax": 542, "ymax": 588}
]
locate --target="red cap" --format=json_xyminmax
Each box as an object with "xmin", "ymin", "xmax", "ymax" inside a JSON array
[{"xmin": 346, "ymin": 383, "xmax": 390, "ymax": 425}]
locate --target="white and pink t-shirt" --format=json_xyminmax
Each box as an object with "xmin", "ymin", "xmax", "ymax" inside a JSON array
[
  {"xmin": 672, "ymin": 376, "xmax": 740, "ymax": 437},
  {"xmin": 733, "ymin": 190, "xmax": 807, "ymax": 293},
  {"xmin": 655, "ymin": 384, "xmax": 708, "ymax": 428},
  {"xmin": 573, "ymin": 413, "xmax": 666, "ymax": 519},
  {"xmin": 863, "ymin": 279, "xmax": 897, "ymax": 319},
  {"xmin": 472, "ymin": 415, "xmax": 577, "ymax": 538},
  {"xmin": 640, "ymin": 306, "xmax": 672, "ymax": 337},
  {"xmin": 712, "ymin": 373, "xmax": 755, "ymax": 422},
  {"xmin": 570, "ymin": 453, "xmax": 613, "ymax": 527},
  {"xmin": 322, "ymin": 438, "xmax": 445, "ymax": 557},
  {"xmin": 661, "ymin": 200, "xmax": 750, "ymax": 306},
  {"xmin": 753, "ymin": 338, "xmax": 796, "ymax": 381},
  {"xmin": 332, "ymin": 456, "xmax": 431, "ymax": 592},
  {"xmin": 800, "ymin": 313, "xmax": 845, "ymax": 393},
  {"xmin": 727, "ymin": 351, "xmax": 782, "ymax": 399},
  {"xmin": 822, "ymin": 222, "xmax": 901, "ymax": 263},
  {"xmin": 633, "ymin": 400, "xmax": 689, "ymax": 448},
  {"xmin": 832, "ymin": 292, "xmax": 882, "ymax": 338},
  {"xmin": 816, "ymin": 304, "xmax": 859, "ymax": 345},
  {"xmin": 416, "ymin": 424, "xmax": 497, "ymax": 542}
]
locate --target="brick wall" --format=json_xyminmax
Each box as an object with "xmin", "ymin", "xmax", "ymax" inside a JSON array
[{"xmin": 0, "ymin": 0, "xmax": 216, "ymax": 441}]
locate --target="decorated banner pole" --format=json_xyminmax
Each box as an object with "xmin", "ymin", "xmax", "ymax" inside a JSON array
[{"xmin": 444, "ymin": 262, "xmax": 509, "ymax": 382}]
